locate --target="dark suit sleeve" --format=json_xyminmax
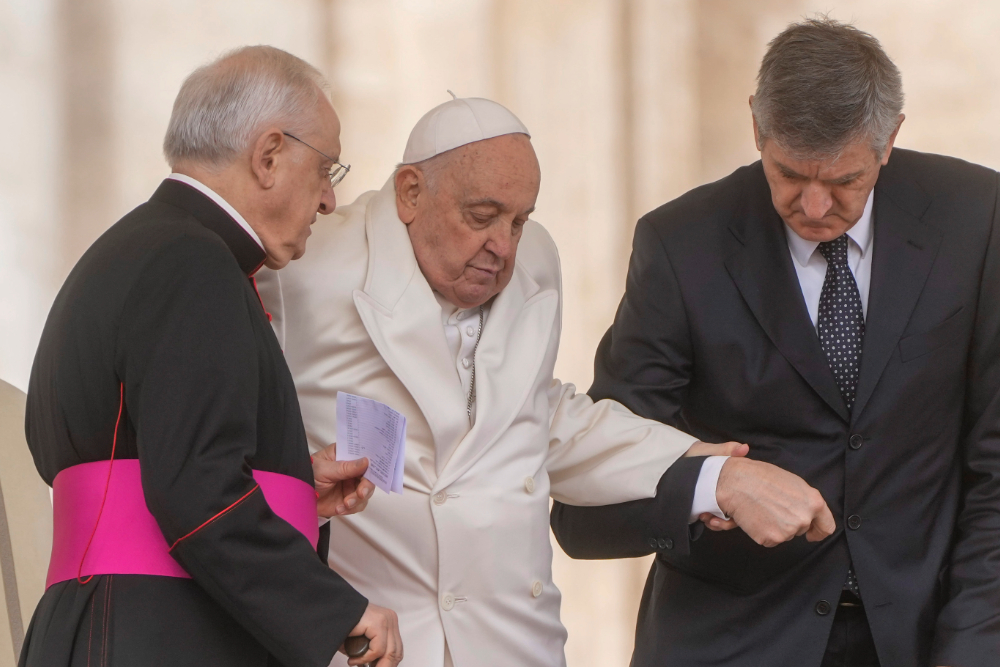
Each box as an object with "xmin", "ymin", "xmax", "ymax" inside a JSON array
[
  {"xmin": 119, "ymin": 237, "xmax": 366, "ymax": 667},
  {"xmin": 932, "ymin": 173, "xmax": 1000, "ymax": 665},
  {"xmin": 551, "ymin": 217, "xmax": 705, "ymax": 558}
]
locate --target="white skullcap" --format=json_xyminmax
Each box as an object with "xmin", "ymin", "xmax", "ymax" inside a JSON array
[{"xmin": 402, "ymin": 94, "xmax": 530, "ymax": 164}]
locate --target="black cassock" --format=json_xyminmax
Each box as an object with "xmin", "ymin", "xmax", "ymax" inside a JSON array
[{"xmin": 20, "ymin": 179, "xmax": 367, "ymax": 667}]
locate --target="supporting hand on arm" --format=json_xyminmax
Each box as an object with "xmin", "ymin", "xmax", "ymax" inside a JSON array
[{"xmin": 711, "ymin": 457, "xmax": 836, "ymax": 546}]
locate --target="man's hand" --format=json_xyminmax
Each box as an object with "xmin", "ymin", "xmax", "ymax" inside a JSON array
[
  {"xmin": 342, "ymin": 604, "xmax": 403, "ymax": 667},
  {"xmin": 683, "ymin": 441, "xmax": 750, "ymax": 532},
  {"xmin": 312, "ymin": 442, "xmax": 376, "ymax": 518},
  {"xmin": 713, "ymin": 457, "xmax": 836, "ymax": 547}
]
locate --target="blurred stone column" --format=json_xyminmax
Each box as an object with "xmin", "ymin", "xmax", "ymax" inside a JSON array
[
  {"xmin": 322, "ymin": 0, "xmax": 497, "ymax": 206},
  {"xmin": 0, "ymin": 0, "xmax": 61, "ymax": 390},
  {"xmin": 56, "ymin": 0, "xmax": 117, "ymax": 278}
]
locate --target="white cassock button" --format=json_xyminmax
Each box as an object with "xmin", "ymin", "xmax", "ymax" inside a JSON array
[
  {"xmin": 462, "ymin": 357, "xmax": 471, "ymax": 369},
  {"xmin": 524, "ymin": 477, "xmax": 536, "ymax": 494},
  {"xmin": 442, "ymin": 593, "xmax": 456, "ymax": 611},
  {"xmin": 433, "ymin": 491, "xmax": 447, "ymax": 505},
  {"xmin": 531, "ymin": 581, "xmax": 543, "ymax": 598},
  {"xmin": 466, "ymin": 326, "xmax": 475, "ymax": 337}
]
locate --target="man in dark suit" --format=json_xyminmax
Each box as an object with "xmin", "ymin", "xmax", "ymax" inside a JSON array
[{"xmin": 551, "ymin": 18, "xmax": 1000, "ymax": 667}]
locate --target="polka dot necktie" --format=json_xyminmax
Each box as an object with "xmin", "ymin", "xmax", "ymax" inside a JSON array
[{"xmin": 817, "ymin": 234, "xmax": 864, "ymax": 597}]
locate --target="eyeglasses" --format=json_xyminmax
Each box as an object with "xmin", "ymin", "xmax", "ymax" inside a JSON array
[{"xmin": 282, "ymin": 132, "xmax": 351, "ymax": 187}]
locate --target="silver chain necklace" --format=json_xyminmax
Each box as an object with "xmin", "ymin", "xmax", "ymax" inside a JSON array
[{"xmin": 466, "ymin": 305, "xmax": 484, "ymax": 425}]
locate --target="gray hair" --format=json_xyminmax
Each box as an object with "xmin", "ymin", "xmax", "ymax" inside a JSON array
[
  {"xmin": 751, "ymin": 17, "xmax": 904, "ymax": 158},
  {"xmin": 164, "ymin": 45, "xmax": 328, "ymax": 169},
  {"xmin": 393, "ymin": 152, "xmax": 453, "ymax": 193}
]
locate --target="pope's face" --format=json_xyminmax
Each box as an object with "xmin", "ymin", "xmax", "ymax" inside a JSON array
[
  {"xmin": 754, "ymin": 110, "xmax": 902, "ymax": 243},
  {"xmin": 398, "ymin": 134, "xmax": 540, "ymax": 309},
  {"xmin": 260, "ymin": 96, "xmax": 341, "ymax": 269}
]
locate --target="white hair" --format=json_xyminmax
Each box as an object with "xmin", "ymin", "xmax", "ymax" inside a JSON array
[{"xmin": 164, "ymin": 45, "xmax": 328, "ymax": 169}]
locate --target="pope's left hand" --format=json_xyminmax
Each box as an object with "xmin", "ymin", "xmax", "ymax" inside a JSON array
[{"xmin": 312, "ymin": 442, "xmax": 376, "ymax": 517}]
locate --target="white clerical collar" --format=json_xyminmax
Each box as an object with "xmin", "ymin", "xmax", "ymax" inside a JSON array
[
  {"xmin": 168, "ymin": 173, "xmax": 264, "ymax": 251},
  {"xmin": 785, "ymin": 189, "xmax": 875, "ymax": 267}
]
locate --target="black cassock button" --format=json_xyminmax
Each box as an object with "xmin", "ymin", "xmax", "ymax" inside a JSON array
[
  {"xmin": 849, "ymin": 434, "xmax": 863, "ymax": 450},
  {"xmin": 815, "ymin": 600, "xmax": 832, "ymax": 616},
  {"xmin": 848, "ymin": 515, "xmax": 862, "ymax": 530}
]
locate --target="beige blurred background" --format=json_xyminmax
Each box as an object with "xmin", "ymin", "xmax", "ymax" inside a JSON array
[{"xmin": 2, "ymin": 0, "xmax": 999, "ymax": 664}]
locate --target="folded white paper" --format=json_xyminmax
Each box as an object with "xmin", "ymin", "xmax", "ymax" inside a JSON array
[{"xmin": 336, "ymin": 392, "xmax": 406, "ymax": 494}]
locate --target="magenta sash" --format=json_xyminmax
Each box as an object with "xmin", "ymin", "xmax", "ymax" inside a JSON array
[{"xmin": 47, "ymin": 459, "xmax": 320, "ymax": 588}]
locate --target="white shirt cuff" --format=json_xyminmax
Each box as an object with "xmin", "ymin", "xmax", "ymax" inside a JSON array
[{"xmin": 688, "ymin": 455, "xmax": 730, "ymax": 524}]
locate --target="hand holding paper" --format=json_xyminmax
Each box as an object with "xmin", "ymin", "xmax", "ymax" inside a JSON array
[
  {"xmin": 336, "ymin": 392, "xmax": 407, "ymax": 495},
  {"xmin": 312, "ymin": 446, "xmax": 376, "ymax": 517}
]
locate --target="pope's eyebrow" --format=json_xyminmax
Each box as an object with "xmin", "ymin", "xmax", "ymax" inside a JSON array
[
  {"xmin": 465, "ymin": 199, "xmax": 535, "ymax": 218},
  {"xmin": 466, "ymin": 198, "xmax": 505, "ymax": 210}
]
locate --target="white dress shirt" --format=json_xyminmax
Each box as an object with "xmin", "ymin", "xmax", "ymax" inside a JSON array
[
  {"xmin": 785, "ymin": 190, "xmax": 874, "ymax": 327},
  {"xmin": 168, "ymin": 173, "xmax": 264, "ymax": 252},
  {"xmin": 434, "ymin": 292, "xmax": 492, "ymax": 466},
  {"xmin": 689, "ymin": 191, "xmax": 875, "ymax": 523}
]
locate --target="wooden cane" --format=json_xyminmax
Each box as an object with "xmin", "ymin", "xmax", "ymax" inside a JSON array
[{"xmin": 344, "ymin": 635, "xmax": 371, "ymax": 666}]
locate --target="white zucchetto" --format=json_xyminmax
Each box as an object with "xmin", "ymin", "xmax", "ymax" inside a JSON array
[{"xmin": 402, "ymin": 95, "xmax": 531, "ymax": 164}]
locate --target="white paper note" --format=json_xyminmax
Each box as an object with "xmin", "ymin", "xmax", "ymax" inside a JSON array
[{"xmin": 336, "ymin": 392, "xmax": 406, "ymax": 495}]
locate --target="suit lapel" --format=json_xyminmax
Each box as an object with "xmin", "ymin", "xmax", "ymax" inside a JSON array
[
  {"xmin": 851, "ymin": 176, "xmax": 939, "ymax": 422},
  {"xmin": 436, "ymin": 264, "xmax": 558, "ymax": 489},
  {"xmin": 351, "ymin": 182, "xmax": 469, "ymax": 470},
  {"xmin": 725, "ymin": 170, "xmax": 851, "ymax": 422}
]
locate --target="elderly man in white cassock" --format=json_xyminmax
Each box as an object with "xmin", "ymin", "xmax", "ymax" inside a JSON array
[{"xmin": 255, "ymin": 97, "xmax": 746, "ymax": 666}]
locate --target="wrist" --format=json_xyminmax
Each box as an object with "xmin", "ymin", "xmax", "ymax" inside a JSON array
[{"xmin": 715, "ymin": 456, "xmax": 746, "ymax": 516}]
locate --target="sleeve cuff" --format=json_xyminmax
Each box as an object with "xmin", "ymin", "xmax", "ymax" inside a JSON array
[{"xmin": 688, "ymin": 455, "xmax": 729, "ymax": 523}]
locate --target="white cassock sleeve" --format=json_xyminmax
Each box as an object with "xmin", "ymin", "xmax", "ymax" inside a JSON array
[{"xmin": 544, "ymin": 378, "xmax": 698, "ymax": 506}]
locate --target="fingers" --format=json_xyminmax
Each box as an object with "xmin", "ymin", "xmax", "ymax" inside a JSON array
[
  {"xmin": 315, "ymin": 457, "xmax": 369, "ymax": 486},
  {"xmin": 805, "ymin": 500, "xmax": 837, "ymax": 542},
  {"xmin": 701, "ymin": 513, "xmax": 738, "ymax": 531},
  {"xmin": 684, "ymin": 440, "xmax": 751, "ymax": 458},
  {"xmin": 339, "ymin": 479, "xmax": 376, "ymax": 516},
  {"xmin": 348, "ymin": 605, "xmax": 401, "ymax": 667}
]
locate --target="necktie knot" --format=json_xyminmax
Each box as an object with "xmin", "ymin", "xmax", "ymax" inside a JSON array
[{"xmin": 818, "ymin": 234, "xmax": 849, "ymax": 267}]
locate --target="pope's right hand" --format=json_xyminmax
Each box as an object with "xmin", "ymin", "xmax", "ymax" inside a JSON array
[{"xmin": 342, "ymin": 604, "xmax": 402, "ymax": 667}]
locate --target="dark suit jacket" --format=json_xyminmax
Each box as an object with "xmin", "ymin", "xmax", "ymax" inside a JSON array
[
  {"xmin": 551, "ymin": 149, "xmax": 1000, "ymax": 667},
  {"xmin": 22, "ymin": 180, "xmax": 367, "ymax": 667}
]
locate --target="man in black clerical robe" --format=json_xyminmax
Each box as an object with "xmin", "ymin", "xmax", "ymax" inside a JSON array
[{"xmin": 19, "ymin": 46, "xmax": 399, "ymax": 667}]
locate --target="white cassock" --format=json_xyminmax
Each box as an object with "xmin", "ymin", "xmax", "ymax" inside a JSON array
[{"xmin": 255, "ymin": 179, "xmax": 697, "ymax": 667}]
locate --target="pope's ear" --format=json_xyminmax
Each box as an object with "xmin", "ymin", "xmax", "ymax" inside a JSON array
[
  {"xmin": 251, "ymin": 128, "xmax": 285, "ymax": 189},
  {"xmin": 394, "ymin": 166, "xmax": 421, "ymax": 224}
]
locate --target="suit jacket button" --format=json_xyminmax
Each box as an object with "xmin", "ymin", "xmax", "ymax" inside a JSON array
[
  {"xmin": 524, "ymin": 476, "xmax": 536, "ymax": 494},
  {"xmin": 663, "ymin": 538, "xmax": 674, "ymax": 550},
  {"xmin": 441, "ymin": 593, "xmax": 456, "ymax": 611},
  {"xmin": 433, "ymin": 491, "xmax": 448, "ymax": 506},
  {"xmin": 532, "ymin": 581, "xmax": 543, "ymax": 598},
  {"xmin": 848, "ymin": 514, "xmax": 862, "ymax": 530},
  {"xmin": 815, "ymin": 600, "xmax": 832, "ymax": 616},
  {"xmin": 657, "ymin": 538, "xmax": 668, "ymax": 549},
  {"xmin": 849, "ymin": 434, "xmax": 864, "ymax": 450},
  {"xmin": 648, "ymin": 537, "xmax": 658, "ymax": 549}
]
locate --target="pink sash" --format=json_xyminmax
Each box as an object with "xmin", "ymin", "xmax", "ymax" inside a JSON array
[{"xmin": 47, "ymin": 459, "xmax": 320, "ymax": 588}]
